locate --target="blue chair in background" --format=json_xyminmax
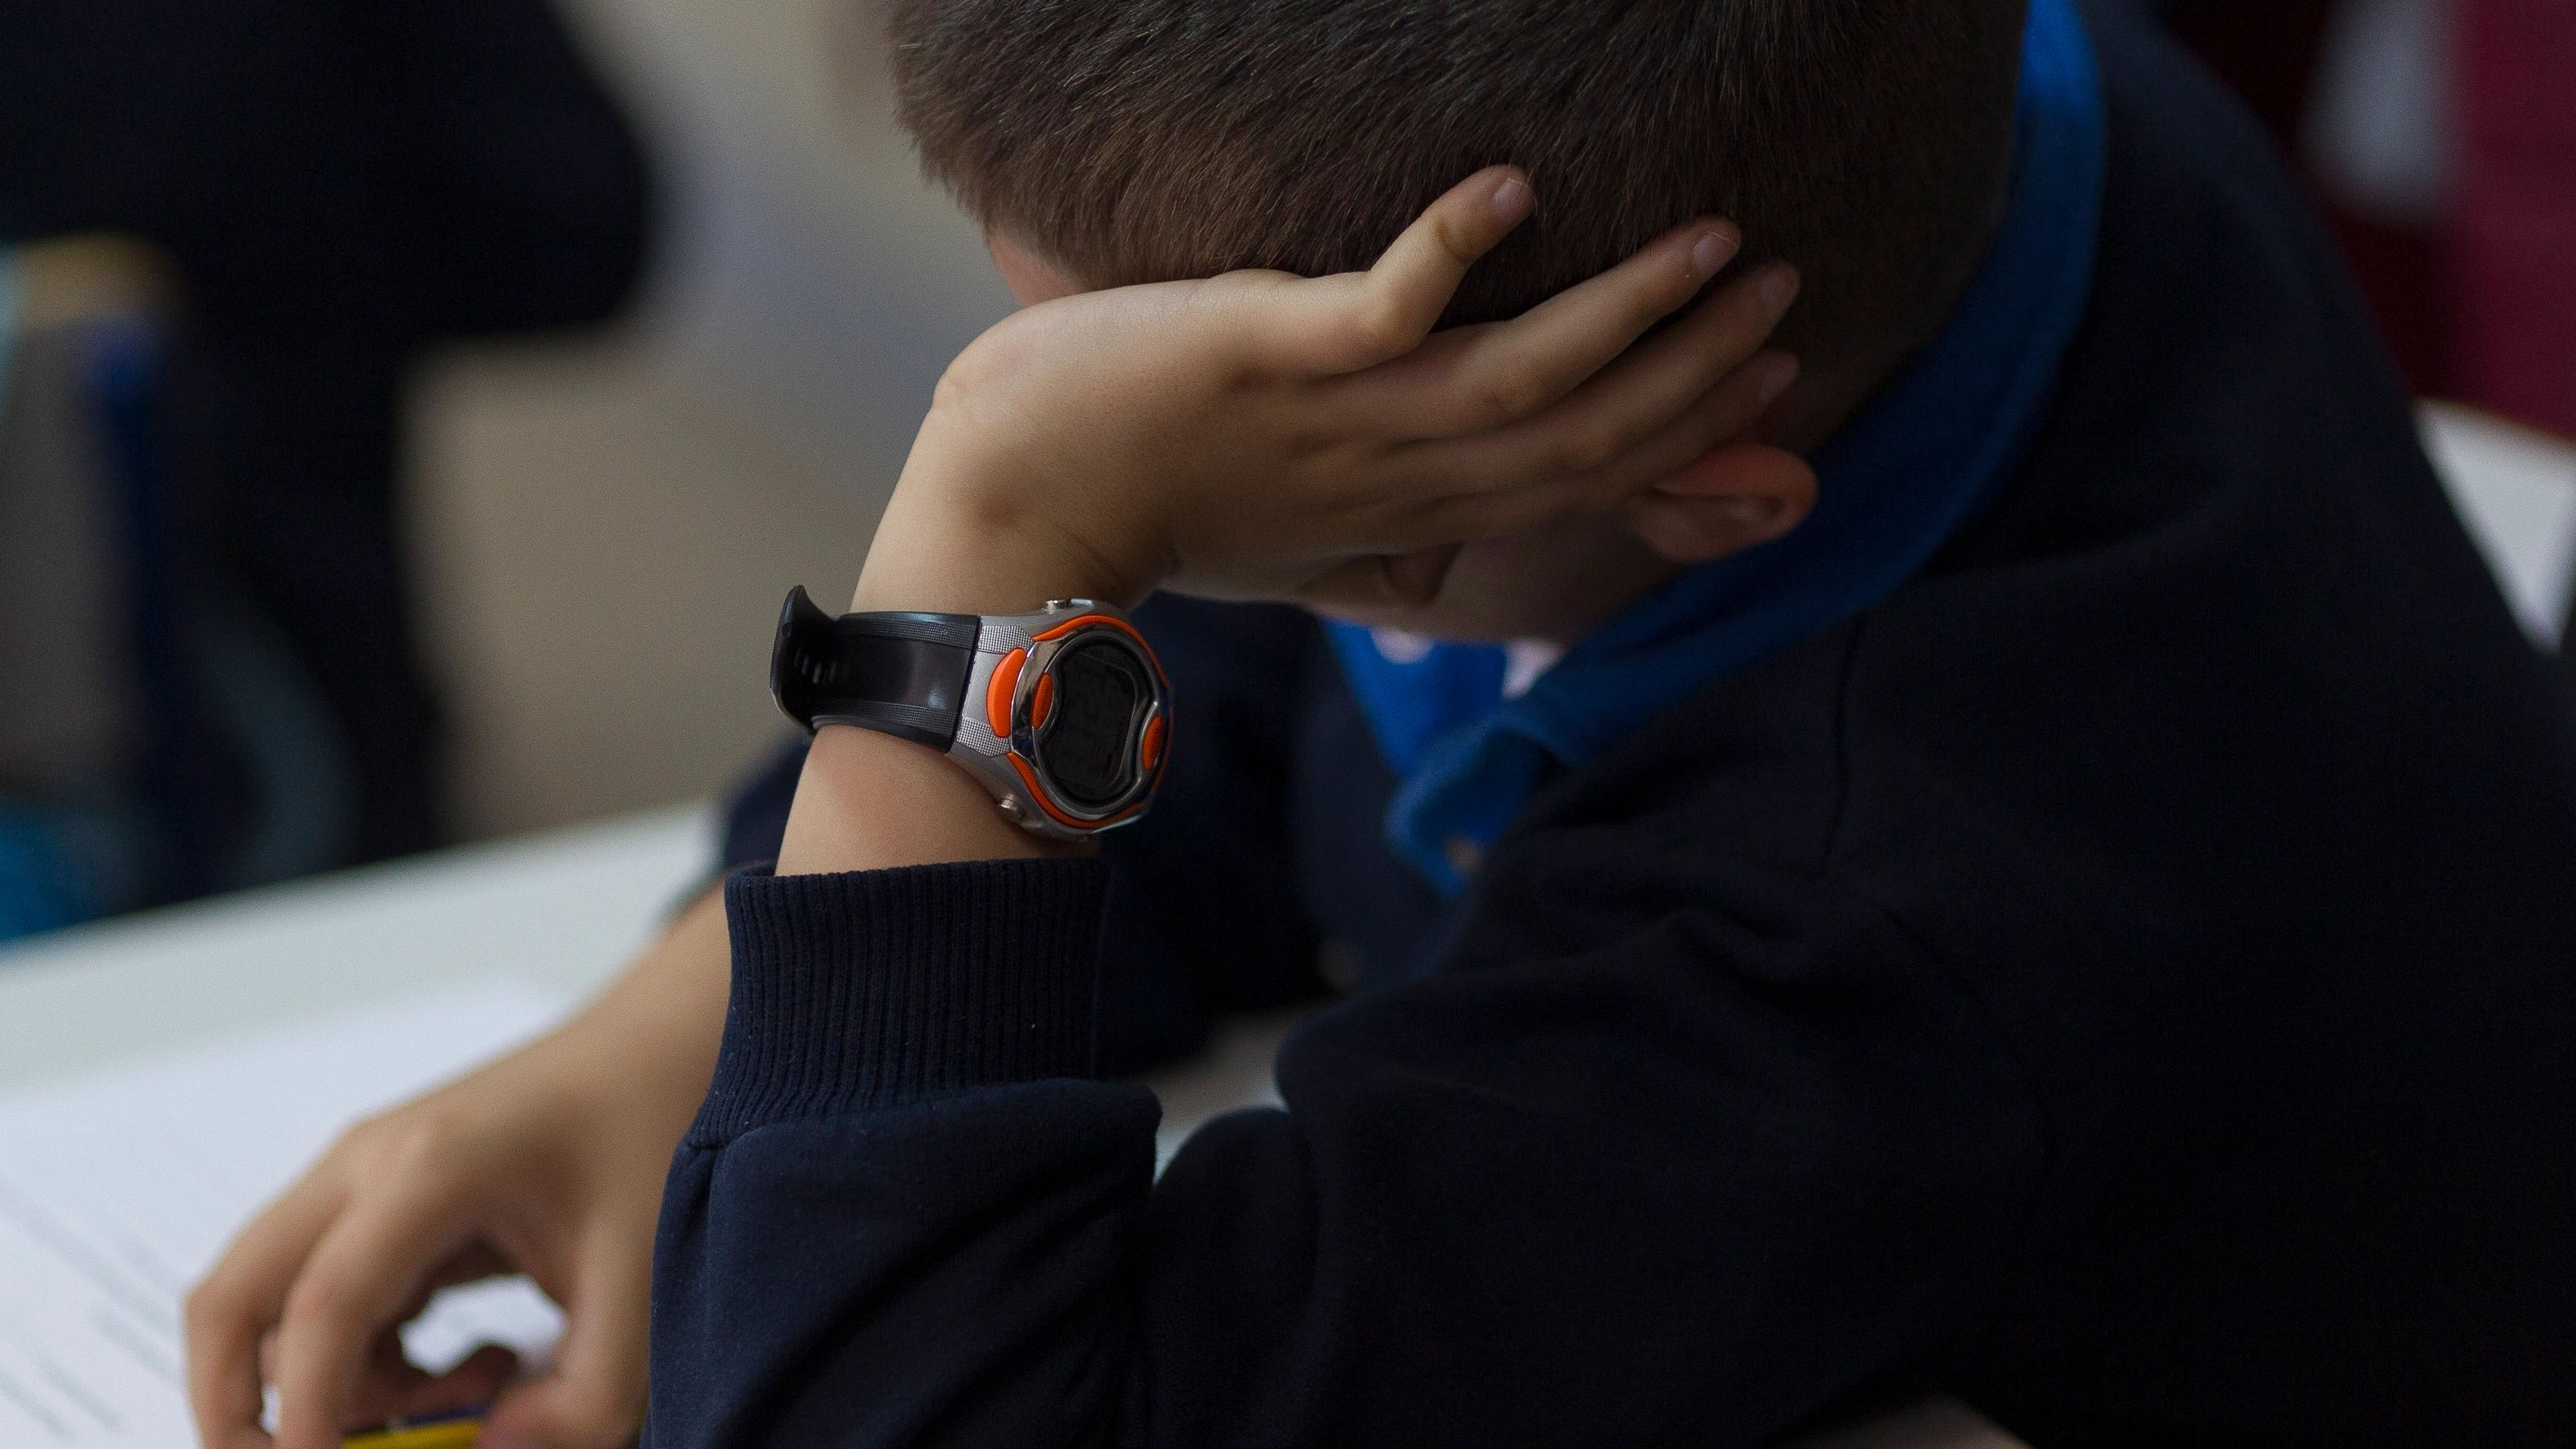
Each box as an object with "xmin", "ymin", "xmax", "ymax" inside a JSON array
[{"xmin": 1, "ymin": 243, "xmax": 350, "ymax": 943}]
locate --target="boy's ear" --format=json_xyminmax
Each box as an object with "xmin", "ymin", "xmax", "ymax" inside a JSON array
[
  {"xmin": 1627, "ymin": 444, "xmax": 1818, "ymax": 564},
  {"xmin": 987, "ymin": 230, "xmax": 1086, "ymax": 307}
]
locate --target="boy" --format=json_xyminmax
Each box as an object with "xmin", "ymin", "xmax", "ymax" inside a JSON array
[{"xmin": 188, "ymin": 0, "xmax": 2576, "ymax": 1445}]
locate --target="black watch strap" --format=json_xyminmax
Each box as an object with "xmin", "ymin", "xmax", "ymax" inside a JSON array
[{"xmin": 769, "ymin": 586, "xmax": 981, "ymax": 752}]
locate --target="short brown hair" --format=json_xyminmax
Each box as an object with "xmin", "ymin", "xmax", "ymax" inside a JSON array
[{"xmin": 886, "ymin": 0, "xmax": 2027, "ymax": 357}]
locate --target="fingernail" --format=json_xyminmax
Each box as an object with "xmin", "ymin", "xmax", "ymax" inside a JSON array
[
  {"xmin": 1758, "ymin": 352, "xmax": 1801, "ymax": 406},
  {"xmin": 1491, "ymin": 176, "xmax": 1533, "ymax": 224},
  {"xmin": 1759, "ymin": 266, "xmax": 1802, "ymax": 317},
  {"xmin": 1691, "ymin": 230, "xmax": 1738, "ymax": 280}
]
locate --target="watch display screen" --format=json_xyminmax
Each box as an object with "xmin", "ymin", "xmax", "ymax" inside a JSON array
[{"xmin": 1039, "ymin": 640, "xmax": 1146, "ymax": 807}]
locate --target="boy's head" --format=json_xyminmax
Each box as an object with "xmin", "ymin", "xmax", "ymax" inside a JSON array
[
  {"xmin": 891, "ymin": 0, "xmax": 2027, "ymax": 378},
  {"xmin": 885, "ymin": 0, "xmax": 2032, "ymax": 641}
]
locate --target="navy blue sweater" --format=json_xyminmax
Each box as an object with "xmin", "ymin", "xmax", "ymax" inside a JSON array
[{"xmin": 648, "ymin": 7, "xmax": 2576, "ymax": 1445}]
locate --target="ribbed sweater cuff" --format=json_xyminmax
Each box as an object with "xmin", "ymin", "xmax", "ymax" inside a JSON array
[{"xmin": 688, "ymin": 858, "xmax": 1108, "ymax": 1145}]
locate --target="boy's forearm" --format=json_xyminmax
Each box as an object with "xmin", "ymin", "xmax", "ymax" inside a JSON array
[
  {"xmin": 765, "ymin": 447, "xmax": 1120, "ymax": 882},
  {"xmin": 644, "ymin": 848, "xmax": 2037, "ymax": 1448},
  {"xmin": 648, "ymin": 852, "xmax": 1146, "ymax": 1449}
]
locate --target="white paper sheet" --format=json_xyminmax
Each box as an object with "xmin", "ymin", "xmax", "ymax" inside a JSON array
[{"xmin": 0, "ymin": 983, "xmax": 571, "ymax": 1446}]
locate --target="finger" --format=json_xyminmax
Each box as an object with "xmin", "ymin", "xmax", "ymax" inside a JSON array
[
  {"xmin": 1426, "ymin": 350, "xmax": 1807, "ymax": 544},
  {"xmin": 268, "ymin": 1189, "xmax": 473, "ymax": 1449},
  {"xmin": 372, "ymin": 1241, "xmax": 515, "ymax": 1336},
  {"xmin": 1284, "ymin": 166, "xmax": 1534, "ymax": 372},
  {"xmin": 1294, "ymin": 544, "xmax": 1468, "ymax": 616},
  {"xmin": 481, "ymin": 1229, "xmax": 651, "ymax": 1449},
  {"xmin": 1413, "ymin": 263, "xmax": 1800, "ymax": 500},
  {"xmin": 346, "ymin": 1342, "xmax": 520, "ymax": 1428},
  {"xmin": 1275, "ymin": 348, "xmax": 1794, "ymax": 564},
  {"xmin": 1386, "ymin": 220, "xmax": 1744, "ymax": 439},
  {"xmin": 329, "ymin": 1242, "xmax": 519, "ymax": 1425},
  {"xmin": 422, "ymin": 1241, "xmax": 516, "ymax": 1295},
  {"xmin": 188, "ymin": 1174, "xmax": 348, "ymax": 1449}
]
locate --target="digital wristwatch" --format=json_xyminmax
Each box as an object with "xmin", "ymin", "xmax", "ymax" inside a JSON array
[{"xmin": 768, "ymin": 586, "xmax": 1172, "ymax": 841}]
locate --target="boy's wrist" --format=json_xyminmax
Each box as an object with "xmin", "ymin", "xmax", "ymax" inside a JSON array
[
  {"xmin": 790, "ymin": 436, "xmax": 1164, "ymax": 876},
  {"xmin": 775, "ymin": 724, "xmax": 1079, "ymax": 876},
  {"xmin": 853, "ymin": 436, "xmax": 1162, "ymax": 618}
]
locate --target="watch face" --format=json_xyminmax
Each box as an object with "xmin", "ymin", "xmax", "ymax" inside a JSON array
[{"xmin": 1036, "ymin": 637, "xmax": 1150, "ymax": 809}]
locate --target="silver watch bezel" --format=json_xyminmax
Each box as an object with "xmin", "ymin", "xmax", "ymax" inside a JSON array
[{"xmin": 949, "ymin": 600, "xmax": 1170, "ymax": 841}]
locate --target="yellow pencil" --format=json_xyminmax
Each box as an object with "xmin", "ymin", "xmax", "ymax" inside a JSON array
[{"xmin": 341, "ymin": 1414, "xmax": 481, "ymax": 1449}]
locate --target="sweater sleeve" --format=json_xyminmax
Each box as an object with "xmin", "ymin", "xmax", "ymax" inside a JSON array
[
  {"xmin": 645, "ymin": 851, "xmax": 2047, "ymax": 1448},
  {"xmin": 708, "ymin": 595, "xmax": 1328, "ymax": 1076}
]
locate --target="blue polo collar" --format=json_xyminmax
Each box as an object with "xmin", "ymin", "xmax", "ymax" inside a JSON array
[{"xmin": 1326, "ymin": 0, "xmax": 2107, "ymax": 896}]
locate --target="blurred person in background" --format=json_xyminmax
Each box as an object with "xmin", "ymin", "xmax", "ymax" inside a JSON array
[
  {"xmin": 0, "ymin": 0, "xmax": 653, "ymax": 940},
  {"xmin": 2166, "ymin": 0, "xmax": 2575, "ymax": 438}
]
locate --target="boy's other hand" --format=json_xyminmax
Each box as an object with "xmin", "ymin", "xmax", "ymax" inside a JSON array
[
  {"xmin": 854, "ymin": 166, "xmax": 1808, "ymax": 619},
  {"xmin": 184, "ymin": 892, "xmax": 733, "ymax": 1449}
]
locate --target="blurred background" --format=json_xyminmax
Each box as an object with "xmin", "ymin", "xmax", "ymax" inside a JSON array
[
  {"xmin": 0, "ymin": 0, "xmax": 2568, "ymax": 940},
  {"xmin": 0, "ymin": 0, "xmax": 1016, "ymax": 935}
]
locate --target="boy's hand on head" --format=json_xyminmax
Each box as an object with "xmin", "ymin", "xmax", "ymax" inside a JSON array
[{"xmin": 852, "ymin": 166, "xmax": 1808, "ymax": 618}]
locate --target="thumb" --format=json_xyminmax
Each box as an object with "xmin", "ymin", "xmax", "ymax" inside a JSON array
[
  {"xmin": 477, "ymin": 1236, "xmax": 649, "ymax": 1449},
  {"xmin": 1655, "ymin": 440, "xmax": 1815, "ymax": 505}
]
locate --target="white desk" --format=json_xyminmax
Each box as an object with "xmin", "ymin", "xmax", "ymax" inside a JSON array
[{"xmin": 0, "ymin": 809, "xmax": 710, "ymax": 1094}]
